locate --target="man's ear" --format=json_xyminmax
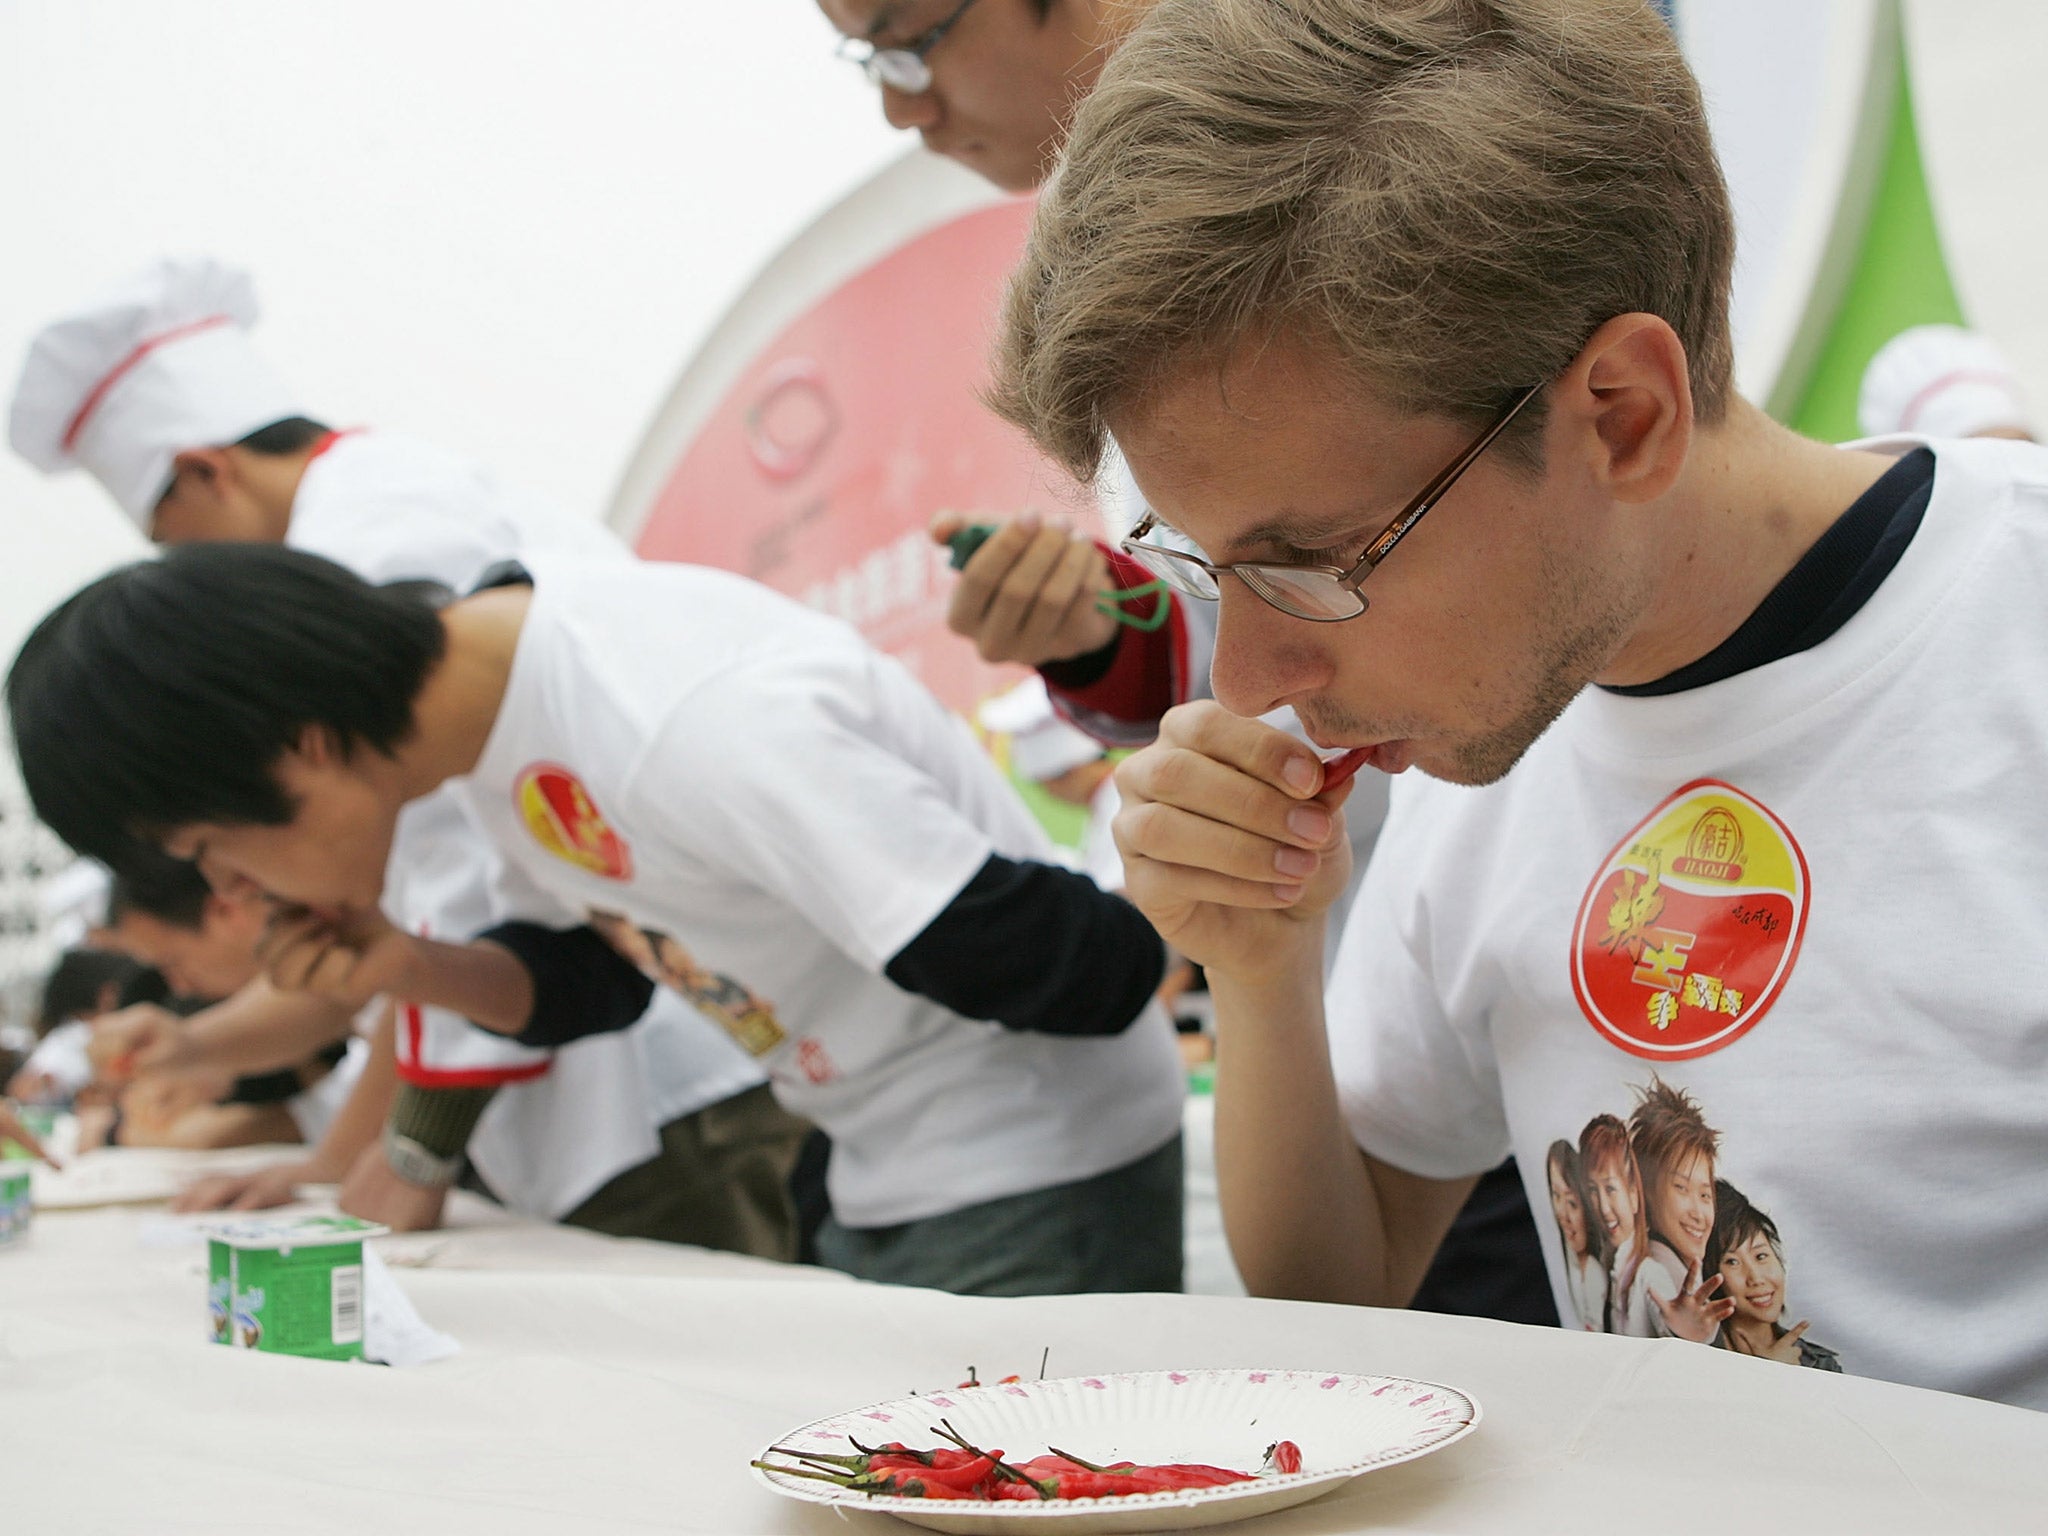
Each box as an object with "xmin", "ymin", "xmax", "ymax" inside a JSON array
[
  {"xmin": 1553, "ymin": 313, "xmax": 1693, "ymax": 506},
  {"xmin": 293, "ymin": 724, "xmax": 347, "ymax": 768}
]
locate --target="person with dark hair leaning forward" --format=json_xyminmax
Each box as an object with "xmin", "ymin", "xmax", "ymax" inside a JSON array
[{"xmin": 8, "ymin": 543, "xmax": 1188, "ymax": 1296}]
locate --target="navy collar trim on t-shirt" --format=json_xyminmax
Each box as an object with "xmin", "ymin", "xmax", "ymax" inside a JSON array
[{"xmin": 1602, "ymin": 447, "xmax": 1937, "ymax": 698}]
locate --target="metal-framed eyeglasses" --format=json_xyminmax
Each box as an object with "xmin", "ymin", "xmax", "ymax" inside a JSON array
[
  {"xmin": 836, "ymin": 0, "xmax": 982, "ymax": 95},
  {"xmin": 1118, "ymin": 383, "xmax": 1543, "ymax": 623}
]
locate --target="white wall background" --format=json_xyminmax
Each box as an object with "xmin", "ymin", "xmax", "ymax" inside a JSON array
[
  {"xmin": 0, "ymin": 1, "xmax": 903, "ymax": 660},
  {"xmin": 1904, "ymin": 0, "xmax": 2048, "ymax": 418}
]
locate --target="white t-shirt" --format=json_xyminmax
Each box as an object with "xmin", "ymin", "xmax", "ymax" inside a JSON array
[
  {"xmin": 1562, "ymin": 1249, "xmax": 1606, "ymax": 1334},
  {"xmin": 458, "ymin": 558, "xmax": 1188, "ymax": 1228},
  {"xmin": 1329, "ymin": 437, "xmax": 2048, "ymax": 1409},
  {"xmin": 18, "ymin": 1019, "xmax": 92, "ymax": 1101},
  {"xmin": 288, "ymin": 430, "xmax": 621, "ymax": 590},
  {"xmin": 284, "ymin": 1035, "xmax": 367, "ymax": 1146},
  {"xmin": 1077, "ymin": 775, "xmax": 1127, "ymax": 893},
  {"xmin": 383, "ymin": 790, "xmax": 764, "ymax": 1219},
  {"xmin": 286, "ymin": 430, "xmax": 768, "ymax": 1217}
]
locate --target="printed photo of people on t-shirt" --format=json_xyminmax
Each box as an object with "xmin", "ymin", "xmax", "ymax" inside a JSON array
[
  {"xmin": 585, "ymin": 907, "xmax": 789, "ymax": 1059},
  {"xmin": 1545, "ymin": 1077, "xmax": 1840, "ymax": 1369}
]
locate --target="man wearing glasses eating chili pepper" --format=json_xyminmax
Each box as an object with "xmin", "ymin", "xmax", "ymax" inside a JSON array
[{"xmin": 986, "ymin": 0, "xmax": 2048, "ymax": 1409}]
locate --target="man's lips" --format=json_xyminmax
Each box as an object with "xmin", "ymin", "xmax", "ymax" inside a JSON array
[
  {"xmin": 1315, "ymin": 741, "xmax": 1413, "ymax": 778},
  {"xmin": 1318, "ymin": 746, "xmax": 1373, "ymax": 789}
]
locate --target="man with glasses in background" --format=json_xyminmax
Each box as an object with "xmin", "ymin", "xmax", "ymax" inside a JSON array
[
  {"xmin": 816, "ymin": 0, "xmax": 1559, "ymax": 1326},
  {"xmin": 823, "ymin": 0, "xmax": 1113, "ymax": 194}
]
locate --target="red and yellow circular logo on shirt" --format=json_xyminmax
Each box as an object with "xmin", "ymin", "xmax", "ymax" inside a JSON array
[
  {"xmin": 514, "ymin": 763, "xmax": 633, "ymax": 882},
  {"xmin": 1570, "ymin": 779, "xmax": 1809, "ymax": 1061}
]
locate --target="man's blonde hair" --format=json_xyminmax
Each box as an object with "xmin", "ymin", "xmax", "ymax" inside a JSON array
[{"xmin": 991, "ymin": 0, "xmax": 1736, "ymax": 481}]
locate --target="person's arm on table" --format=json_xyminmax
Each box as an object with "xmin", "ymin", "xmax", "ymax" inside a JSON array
[
  {"xmin": 334, "ymin": 1075, "xmax": 502, "ymax": 1231},
  {"xmin": 175, "ymin": 1005, "xmax": 401, "ymax": 1212},
  {"xmin": 90, "ymin": 980, "xmax": 356, "ymax": 1087},
  {"xmin": 1113, "ymin": 702, "xmax": 1473, "ymax": 1306}
]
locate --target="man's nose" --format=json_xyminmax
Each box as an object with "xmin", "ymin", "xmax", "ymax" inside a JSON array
[
  {"xmin": 881, "ymin": 82, "xmax": 942, "ymax": 131},
  {"xmin": 1209, "ymin": 585, "xmax": 1331, "ymax": 719}
]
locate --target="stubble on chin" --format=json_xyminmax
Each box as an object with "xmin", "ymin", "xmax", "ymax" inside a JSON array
[
  {"xmin": 1434, "ymin": 654, "xmax": 1591, "ymax": 785},
  {"xmin": 1432, "ymin": 554, "xmax": 1647, "ymax": 787}
]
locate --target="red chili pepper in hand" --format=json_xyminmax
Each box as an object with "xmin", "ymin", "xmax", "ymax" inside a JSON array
[{"xmin": 1319, "ymin": 747, "xmax": 1372, "ymax": 790}]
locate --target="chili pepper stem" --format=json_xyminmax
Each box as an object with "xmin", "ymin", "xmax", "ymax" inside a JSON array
[
  {"xmin": 1046, "ymin": 1446, "xmax": 1115, "ymax": 1473},
  {"xmin": 933, "ymin": 1419, "xmax": 1052, "ymax": 1499},
  {"xmin": 752, "ymin": 1461, "xmax": 858, "ymax": 1488},
  {"xmin": 849, "ymin": 1438, "xmax": 933, "ymax": 1465},
  {"xmin": 772, "ymin": 1446, "xmax": 864, "ymax": 1467},
  {"xmin": 797, "ymin": 1458, "xmax": 863, "ymax": 1478}
]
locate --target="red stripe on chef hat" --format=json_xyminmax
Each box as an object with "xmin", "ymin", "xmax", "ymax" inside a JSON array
[{"xmin": 60, "ymin": 313, "xmax": 234, "ymax": 453}]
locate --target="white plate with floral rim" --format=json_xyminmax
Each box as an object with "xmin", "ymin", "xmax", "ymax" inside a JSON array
[{"xmin": 751, "ymin": 1367, "xmax": 1480, "ymax": 1535}]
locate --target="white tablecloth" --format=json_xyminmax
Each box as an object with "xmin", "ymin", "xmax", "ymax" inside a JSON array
[{"xmin": 3, "ymin": 1149, "xmax": 2045, "ymax": 1533}]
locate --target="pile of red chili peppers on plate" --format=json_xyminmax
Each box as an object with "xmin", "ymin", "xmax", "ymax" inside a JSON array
[{"xmin": 754, "ymin": 1420, "xmax": 1306, "ymax": 1502}]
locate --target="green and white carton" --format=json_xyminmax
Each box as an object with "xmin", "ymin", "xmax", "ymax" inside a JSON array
[
  {"xmin": 205, "ymin": 1214, "xmax": 387, "ymax": 1361},
  {"xmin": 0, "ymin": 1158, "xmax": 30, "ymax": 1248}
]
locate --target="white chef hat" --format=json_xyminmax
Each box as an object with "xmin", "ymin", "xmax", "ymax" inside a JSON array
[
  {"xmin": 8, "ymin": 256, "xmax": 307, "ymax": 527},
  {"xmin": 1857, "ymin": 324, "xmax": 2035, "ymax": 441},
  {"xmin": 978, "ymin": 677, "xmax": 1106, "ymax": 782}
]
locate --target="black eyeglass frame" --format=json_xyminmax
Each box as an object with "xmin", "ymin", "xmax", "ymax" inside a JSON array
[
  {"xmin": 1118, "ymin": 383, "xmax": 1545, "ymax": 622},
  {"xmin": 835, "ymin": 0, "xmax": 982, "ymax": 94}
]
